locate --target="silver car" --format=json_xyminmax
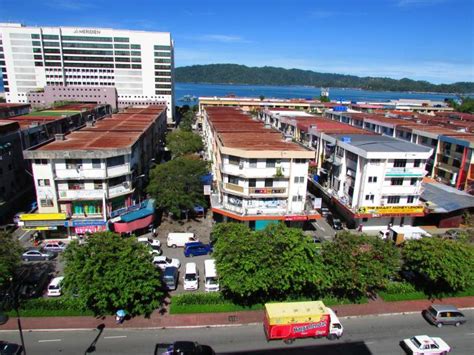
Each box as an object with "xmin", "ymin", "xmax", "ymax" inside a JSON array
[
  {"xmin": 22, "ymin": 249, "xmax": 55, "ymax": 262},
  {"xmin": 423, "ymin": 304, "xmax": 466, "ymax": 327}
]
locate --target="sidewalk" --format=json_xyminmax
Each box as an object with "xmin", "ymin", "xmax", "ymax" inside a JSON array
[{"xmin": 1, "ymin": 296, "xmax": 474, "ymax": 331}]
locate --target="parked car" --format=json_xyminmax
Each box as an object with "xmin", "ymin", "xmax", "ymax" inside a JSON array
[
  {"xmin": 327, "ymin": 214, "xmax": 343, "ymax": 230},
  {"xmin": 13, "ymin": 212, "xmax": 25, "ymax": 226},
  {"xmin": 162, "ymin": 266, "xmax": 179, "ymax": 291},
  {"xmin": 183, "ymin": 262, "xmax": 199, "ymax": 291},
  {"xmin": 137, "ymin": 237, "xmax": 162, "ymax": 255},
  {"xmin": 155, "ymin": 341, "xmax": 215, "ymax": 355},
  {"xmin": 42, "ymin": 241, "xmax": 67, "ymax": 253},
  {"xmin": 152, "ymin": 256, "xmax": 181, "ymax": 270},
  {"xmin": 183, "ymin": 242, "xmax": 213, "ymax": 257},
  {"xmin": 47, "ymin": 276, "xmax": 64, "ymax": 297},
  {"xmin": 0, "ymin": 341, "xmax": 23, "ymax": 355},
  {"xmin": 167, "ymin": 232, "xmax": 198, "ymax": 248},
  {"xmin": 21, "ymin": 249, "xmax": 55, "ymax": 262},
  {"xmin": 422, "ymin": 304, "xmax": 466, "ymax": 327},
  {"xmin": 443, "ymin": 229, "xmax": 461, "ymax": 240},
  {"xmin": 400, "ymin": 335, "xmax": 450, "ymax": 354},
  {"xmin": 320, "ymin": 207, "xmax": 330, "ymax": 218}
]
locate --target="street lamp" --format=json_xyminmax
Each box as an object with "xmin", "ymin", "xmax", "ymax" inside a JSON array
[{"xmin": 0, "ymin": 278, "xmax": 27, "ymax": 354}]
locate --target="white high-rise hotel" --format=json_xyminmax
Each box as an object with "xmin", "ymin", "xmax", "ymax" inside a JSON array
[{"xmin": 0, "ymin": 23, "xmax": 175, "ymax": 121}]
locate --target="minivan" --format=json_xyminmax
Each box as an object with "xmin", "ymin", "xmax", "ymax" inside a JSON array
[
  {"xmin": 167, "ymin": 233, "xmax": 198, "ymax": 248},
  {"xmin": 162, "ymin": 266, "xmax": 179, "ymax": 291},
  {"xmin": 183, "ymin": 242, "xmax": 213, "ymax": 257},
  {"xmin": 183, "ymin": 262, "xmax": 199, "ymax": 291},
  {"xmin": 204, "ymin": 259, "xmax": 219, "ymax": 292},
  {"xmin": 47, "ymin": 276, "xmax": 64, "ymax": 297},
  {"xmin": 423, "ymin": 304, "xmax": 466, "ymax": 327}
]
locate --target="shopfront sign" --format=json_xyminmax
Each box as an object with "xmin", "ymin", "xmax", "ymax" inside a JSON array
[
  {"xmin": 64, "ymin": 220, "xmax": 107, "ymax": 227},
  {"xmin": 20, "ymin": 213, "xmax": 67, "ymax": 221},
  {"xmin": 357, "ymin": 206, "xmax": 424, "ymax": 215},
  {"xmin": 285, "ymin": 215, "xmax": 308, "ymax": 221}
]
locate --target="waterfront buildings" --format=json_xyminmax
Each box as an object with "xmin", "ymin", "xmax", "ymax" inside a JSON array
[
  {"xmin": 0, "ymin": 23, "xmax": 174, "ymax": 122},
  {"xmin": 22, "ymin": 105, "xmax": 166, "ymax": 234},
  {"xmin": 202, "ymin": 106, "xmax": 319, "ymax": 230}
]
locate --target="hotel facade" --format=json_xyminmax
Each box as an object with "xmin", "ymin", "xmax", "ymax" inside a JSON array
[{"xmin": 0, "ymin": 23, "xmax": 175, "ymax": 122}]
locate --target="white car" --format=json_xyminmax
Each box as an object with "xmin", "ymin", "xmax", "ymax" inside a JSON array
[
  {"xmin": 42, "ymin": 241, "xmax": 67, "ymax": 252},
  {"xmin": 152, "ymin": 256, "xmax": 180, "ymax": 270},
  {"xmin": 401, "ymin": 335, "xmax": 450, "ymax": 354},
  {"xmin": 137, "ymin": 236, "xmax": 161, "ymax": 248},
  {"xmin": 47, "ymin": 276, "xmax": 64, "ymax": 297}
]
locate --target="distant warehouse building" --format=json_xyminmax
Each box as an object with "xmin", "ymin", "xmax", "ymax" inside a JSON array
[
  {"xmin": 0, "ymin": 23, "xmax": 175, "ymax": 122},
  {"xmin": 202, "ymin": 106, "xmax": 320, "ymax": 230}
]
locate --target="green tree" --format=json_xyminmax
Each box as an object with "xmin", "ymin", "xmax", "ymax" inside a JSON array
[
  {"xmin": 321, "ymin": 232, "xmax": 400, "ymax": 299},
  {"xmin": 146, "ymin": 157, "xmax": 208, "ymax": 217},
  {"xmin": 166, "ymin": 130, "xmax": 203, "ymax": 158},
  {"xmin": 213, "ymin": 223, "xmax": 324, "ymax": 304},
  {"xmin": 179, "ymin": 111, "xmax": 195, "ymax": 131},
  {"xmin": 402, "ymin": 237, "xmax": 474, "ymax": 293},
  {"xmin": 0, "ymin": 231, "xmax": 22, "ymax": 288},
  {"xmin": 458, "ymin": 97, "xmax": 474, "ymax": 113},
  {"xmin": 320, "ymin": 95, "xmax": 330, "ymax": 103},
  {"xmin": 62, "ymin": 232, "xmax": 163, "ymax": 316}
]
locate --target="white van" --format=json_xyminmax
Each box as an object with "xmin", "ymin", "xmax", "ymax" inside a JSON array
[
  {"xmin": 326, "ymin": 307, "xmax": 344, "ymax": 339},
  {"xmin": 47, "ymin": 276, "xmax": 64, "ymax": 297},
  {"xmin": 204, "ymin": 259, "xmax": 219, "ymax": 292},
  {"xmin": 183, "ymin": 262, "xmax": 199, "ymax": 291},
  {"xmin": 167, "ymin": 233, "xmax": 198, "ymax": 248}
]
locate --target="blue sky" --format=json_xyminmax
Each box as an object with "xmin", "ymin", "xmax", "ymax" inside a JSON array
[{"xmin": 1, "ymin": 0, "xmax": 473, "ymax": 84}]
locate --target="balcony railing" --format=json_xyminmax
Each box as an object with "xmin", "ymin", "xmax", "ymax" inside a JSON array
[
  {"xmin": 224, "ymin": 183, "xmax": 244, "ymax": 193},
  {"xmin": 58, "ymin": 189, "xmax": 104, "ymax": 200}
]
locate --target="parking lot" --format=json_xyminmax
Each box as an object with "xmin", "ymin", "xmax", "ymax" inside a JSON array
[{"xmin": 152, "ymin": 213, "xmax": 214, "ymax": 294}]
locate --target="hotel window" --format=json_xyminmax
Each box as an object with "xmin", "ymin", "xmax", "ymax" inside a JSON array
[
  {"xmin": 249, "ymin": 179, "xmax": 256, "ymax": 187},
  {"xmin": 228, "ymin": 175, "xmax": 239, "ymax": 185},
  {"xmin": 107, "ymin": 155, "xmax": 124, "ymax": 167},
  {"xmin": 37, "ymin": 179, "xmax": 50, "ymax": 186},
  {"xmin": 266, "ymin": 159, "xmax": 276, "ymax": 168},
  {"xmin": 407, "ymin": 196, "xmax": 415, "ymax": 203},
  {"xmin": 130, "ymin": 44, "xmax": 141, "ymax": 49},
  {"xmin": 93, "ymin": 181, "xmax": 103, "ymax": 190},
  {"xmin": 43, "ymin": 34, "xmax": 59, "ymax": 40},
  {"xmin": 387, "ymin": 196, "xmax": 400, "ymax": 204},
  {"xmin": 410, "ymin": 178, "xmax": 418, "ymax": 186},
  {"xmin": 114, "ymin": 43, "xmax": 129, "ymax": 49},
  {"xmin": 114, "ymin": 37, "xmax": 129, "ymax": 42},
  {"xmin": 368, "ymin": 176, "xmax": 377, "ymax": 183},
  {"xmin": 228, "ymin": 155, "xmax": 240, "ymax": 165},
  {"xmin": 455, "ymin": 144, "xmax": 464, "ymax": 153},
  {"xmin": 365, "ymin": 194, "xmax": 374, "ymax": 201},
  {"xmin": 265, "ymin": 179, "xmax": 273, "ymax": 187},
  {"xmin": 68, "ymin": 182, "xmax": 84, "ymax": 190},
  {"xmin": 92, "ymin": 159, "xmax": 101, "ymax": 168},
  {"xmin": 154, "ymin": 45, "xmax": 171, "ymax": 50},
  {"xmin": 414, "ymin": 159, "xmax": 421, "ymax": 167},
  {"xmin": 249, "ymin": 159, "xmax": 257, "ymax": 168},
  {"xmin": 391, "ymin": 178, "xmax": 403, "ymax": 185},
  {"xmin": 40, "ymin": 199, "xmax": 54, "ymax": 207},
  {"xmin": 393, "ymin": 159, "xmax": 406, "ymax": 168}
]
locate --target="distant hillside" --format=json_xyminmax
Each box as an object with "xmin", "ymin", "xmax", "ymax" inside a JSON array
[{"xmin": 175, "ymin": 64, "xmax": 474, "ymax": 94}]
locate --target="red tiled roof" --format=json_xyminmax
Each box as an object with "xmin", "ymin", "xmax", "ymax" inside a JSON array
[
  {"xmin": 205, "ymin": 107, "xmax": 309, "ymax": 151},
  {"xmin": 35, "ymin": 105, "xmax": 166, "ymax": 151}
]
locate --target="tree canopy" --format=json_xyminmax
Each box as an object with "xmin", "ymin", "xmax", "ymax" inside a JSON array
[
  {"xmin": 212, "ymin": 223, "xmax": 325, "ymax": 304},
  {"xmin": 321, "ymin": 232, "xmax": 400, "ymax": 299},
  {"xmin": 62, "ymin": 232, "xmax": 163, "ymax": 316},
  {"xmin": 146, "ymin": 157, "xmax": 208, "ymax": 217},
  {"xmin": 0, "ymin": 231, "xmax": 22, "ymax": 289},
  {"xmin": 175, "ymin": 64, "xmax": 474, "ymax": 93},
  {"xmin": 402, "ymin": 237, "xmax": 474, "ymax": 294},
  {"xmin": 166, "ymin": 130, "xmax": 203, "ymax": 158}
]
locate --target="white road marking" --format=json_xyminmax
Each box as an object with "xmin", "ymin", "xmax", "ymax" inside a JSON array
[
  {"xmin": 38, "ymin": 339, "xmax": 61, "ymax": 343},
  {"xmin": 104, "ymin": 335, "xmax": 127, "ymax": 339},
  {"xmin": 318, "ymin": 225, "xmax": 326, "ymax": 232},
  {"xmin": 19, "ymin": 230, "xmax": 30, "ymax": 240}
]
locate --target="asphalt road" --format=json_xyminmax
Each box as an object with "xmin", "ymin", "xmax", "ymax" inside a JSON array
[{"xmin": 1, "ymin": 310, "xmax": 472, "ymax": 354}]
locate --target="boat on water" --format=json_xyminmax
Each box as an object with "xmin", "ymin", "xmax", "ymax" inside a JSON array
[{"xmin": 179, "ymin": 94, "xmax": 198, "ymax": 102}]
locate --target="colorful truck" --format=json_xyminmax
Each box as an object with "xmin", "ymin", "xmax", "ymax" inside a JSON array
[{"xmin": 264, "ymin": 301, "xmax": 343, "ymax": 344}]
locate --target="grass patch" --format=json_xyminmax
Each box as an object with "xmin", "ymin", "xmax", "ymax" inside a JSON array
[
  {"xmin": 379, "ymin": 281, "xmax": 474, "ymax": 302},
  {"xmin": 169, "ymin": 293, "xmax": 367, "ymax": 314},
  {"xmin": 6, "ymin": 297, "xmax": 93, "ymax": 317}
]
